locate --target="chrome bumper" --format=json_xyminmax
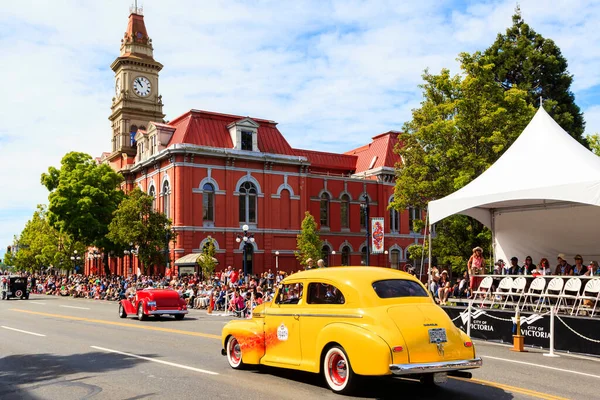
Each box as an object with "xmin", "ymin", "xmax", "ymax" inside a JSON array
[
  {"xmin": 148, "ymin": 310, "xmax": 188, "ymax": 315},
  {"xmin": 389, "ymin": 358, "xmax": 482, "ymax": 375}
]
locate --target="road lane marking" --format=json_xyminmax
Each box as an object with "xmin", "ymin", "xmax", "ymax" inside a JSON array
[
  {"xmin": 60, "ymin": 305, "xmax": 91, "ymax": 310},
  {"xmin": 482, "ymin": 355, "xmax": 600, "ymax": 379},
  {"xmin": 1, "ymin": 326, "xmax": 46, "ymax": 337},
  {"xmin": 475, "ymin": 340, "xmax": 600, "ymax": 362},
  {"xmin": 10, "ymin": 309, "xmax": 221, "ymax": 340},
  {"xmin": 452, "ymin": 377, "xmax": 569, "ymax": 400},
  {"xmin": 28, "ymin": 301, "xmax": 47, "ymax": 305},
  {"xmin": 90, "ymin": 346, "xmax": 219, "ymax": 375}
]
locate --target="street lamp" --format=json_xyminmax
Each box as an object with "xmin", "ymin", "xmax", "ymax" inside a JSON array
[
  {"xmin": 123, "ymin": 242, "xmax": 136, "ymax": 276},
  {"xmin": 384, "ymin": 250, "xmax": 389, "ymax": 268},
  {"xmin": 275, "ymin": 250, "xmax": 279, "ymax": 272},
  {"xmin": 331, "ymin": 250, "xmax": 336, "ymax": 267},
  {"xmin": 236, "ymin": 224, "xmax": 255, "ymax": 279},
  {"xmin": 70, "ymin": 250, "xmax": 81, "ymax": 274},
  {"xmin": 360, "ymin": 193, "xmax": 370, "ymax": 266}
]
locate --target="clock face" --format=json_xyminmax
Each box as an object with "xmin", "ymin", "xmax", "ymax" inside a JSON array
[
  {"xmin": 133, "ymin": 76, "xmax": 151, "ymax": 97},
  {"xmin": 115, "ymin": 78, "xmax": 121, "ymax": 95}
]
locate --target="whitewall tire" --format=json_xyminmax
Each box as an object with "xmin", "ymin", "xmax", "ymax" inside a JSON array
[
  {"xmin": 323, "ymin": 346, "xmax": 355, "ymax": 394},
  {"xmin": 226, "ymin": 336, "xmax": 244, "ymax": 369}
]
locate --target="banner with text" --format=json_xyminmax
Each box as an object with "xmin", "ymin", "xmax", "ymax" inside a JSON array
[{"xmin": 371, "ymin": 218, "xmax": 384, "ymax": 254}]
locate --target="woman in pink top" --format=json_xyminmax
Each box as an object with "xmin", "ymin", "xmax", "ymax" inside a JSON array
[{"xmin": 467, "ymin": 246, "xmax": 485, "ymax": 297}]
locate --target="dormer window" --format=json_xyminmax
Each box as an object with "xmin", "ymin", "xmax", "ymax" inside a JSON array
[
  {"xmin": 227, "ymin": 118, "xmax": 260, "ymax": 152},
  {"xmin": 241, "ymin": 131, "xmax": 253, "ymax": 151}
]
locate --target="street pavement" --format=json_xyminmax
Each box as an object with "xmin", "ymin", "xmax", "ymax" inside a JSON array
[{"xmin": 1, "ymin": 295, "xmax": 599, "ymax": 400}]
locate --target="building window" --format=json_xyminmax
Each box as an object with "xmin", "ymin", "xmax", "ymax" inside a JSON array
[
  {"xmin": 341, "ymin": 246, "xmax": 351, "ymax": 266},
  {"xmin": 239, "ymin": 181, "xmax": 257, "ymax": 224},
  {"xmin": 361, "ymin": 246, "xmax": 367, "ymax": 265},
  {"xmin": 321, "ymin": 245, "xmax": 331, "ymax": 267},
  {"xmin": 130, "ymin": 124, "xmax": 138, "ymax": 134},
  {"xmin": 203, "ymin": 183, "xmax": 214, "ymax": 222},
  {"xmin": 320, "ymin": 193, "xmax": 330, "ymax": 227},
  {"xmin": 390, "ymin": 208, "xmax": 400, "ymax": 232},
  {"xmin": 340, "ymin": 194, "xmax": 350, "ymax": 229},
  {"xmin": 151, "ymin": 136, "xmax": 156, "ymax": 155},
  {"xmin": 391, "ymin": 249, "xmax": 400, "ymax": 269},
  {"xmin": 241, "ymin": 131, "xmax": 253, "ymax": 151},
  {"xmin": 162, "ymin": 180, "xmax": 170, "ymax": 218},
  {"xmin": 149, "ymin": 185, "xmax": 156, "ymax": 210},
  {"xmin": 408, "ymin": 207, "xmax": 421, "ymax": 232},
  {"xmin": 360, "ymin": 206, "xmax": 366, "ymax": 228}
]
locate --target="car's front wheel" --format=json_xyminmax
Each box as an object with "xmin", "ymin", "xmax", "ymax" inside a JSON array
[
  {"xmin": 119, "ymin": 303, "xmax": 127, "ymax": 318},
  {"xmin": 226, "ymin": 336, "xmax": 244, "ymax": 369},
  {"xmin": 323, "ymin": 346, "xmax": 356, "ymax": 394},
  {"xmin": 137, "ymin": 304, "xmax": 147, "ymax": 321}
]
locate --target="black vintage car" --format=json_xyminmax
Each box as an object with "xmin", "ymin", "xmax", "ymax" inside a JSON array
[{"xmin": 1, "ymin": 276, "xmax": 29, "ymax": 300}]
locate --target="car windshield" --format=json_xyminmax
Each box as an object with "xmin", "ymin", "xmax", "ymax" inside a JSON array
[{"xmin": 372, "ymin": 279, "xmax": 428, "ymax": 299}]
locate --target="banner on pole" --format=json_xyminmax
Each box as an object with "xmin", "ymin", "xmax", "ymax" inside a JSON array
[{"xmin": 371, "ymin": 218, "xmax": 384, "ymax": 254}]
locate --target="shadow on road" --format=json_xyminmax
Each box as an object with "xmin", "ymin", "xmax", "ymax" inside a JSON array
[
  {"xmin": 0, "ymin": 351, "xmax": 156, "ymax": 399},
  {"xmin": 254, "ymin": 367, "xmax": 514, "ymax": 399}
]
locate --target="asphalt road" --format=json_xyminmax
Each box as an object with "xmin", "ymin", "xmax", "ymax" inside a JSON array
[{"xmin": 1, "ymin": 295, "xmax": 599, "ymax": 400}]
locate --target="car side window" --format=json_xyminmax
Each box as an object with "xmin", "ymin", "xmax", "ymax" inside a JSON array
[
  {"xmin": 307, "ymin": 282, "xmax": 345, "ymax": 305},
  {"xmin": 275, "ymin": 283, "xmax": 304, "ymax": 305}
]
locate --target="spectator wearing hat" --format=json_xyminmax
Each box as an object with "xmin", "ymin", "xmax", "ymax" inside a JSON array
[
  {"xmin": 584, "ymin": 261, "xmax": 599, "ymax": 276},
  {"xmin": 306, "ymin": 258, "xmax": 314, "ymax": 270},
  {"xmin": 437, "ymin": 270, "xmax": 451, "ymax": 305},
  {"xmin": 493, "ymin": 259, "xmax": 505, "ymax": 275},
  {"xmin": 555, "ymin": 254, "xmax": 572, "ymax": 276},
  {"xmin": 572, "ymin": 255, "xmax": 586, "ymax": 276},
  {"xmin": 507, "ymin": 257, "xmax": 520, "ymax": 275},
  {"xmin": 467, "ymin": 246, "xmax": 485, "ymax": 295}
]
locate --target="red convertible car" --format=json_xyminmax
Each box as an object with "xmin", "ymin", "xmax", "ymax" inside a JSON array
[{"xmin": 119, "ymin": 288, "xmax": 188, "ymax": 320}]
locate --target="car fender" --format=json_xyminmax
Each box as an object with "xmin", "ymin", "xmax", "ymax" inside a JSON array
[
  {"xmin": 222, "ymin": 320, "xmax": 265, "ymax": 365},
  {"xmin": 120, "ymin": 299, "xmax": 137, "ymax": 315},
  {"xmin": 316, "ymin": 322, "xmax": 393, "ymax": 376}
]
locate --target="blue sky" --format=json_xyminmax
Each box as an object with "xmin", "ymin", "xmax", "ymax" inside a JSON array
[{"xmin": 2, "ymin": 0, "xmax": 600, "ymax": 259}]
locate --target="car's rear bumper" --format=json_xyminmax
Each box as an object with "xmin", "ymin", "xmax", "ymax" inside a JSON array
[
  {"xmin": 148, "ymin": 310, "xmax": 188, "ymax": 315},
  {"xmin": 389, "ymin": 358, "xmax": 482, "ymax": 375}
]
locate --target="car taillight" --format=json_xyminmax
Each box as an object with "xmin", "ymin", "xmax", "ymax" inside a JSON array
[
  {"xmin": 464, "ymin": 341, "xmax": 473, "ymax": 348},
  {"xmin": 392, "ymin": 346, "xmax": 403, "ymax": 352}
]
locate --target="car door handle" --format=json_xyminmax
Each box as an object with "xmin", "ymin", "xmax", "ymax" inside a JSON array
[{"xmin": 293, "ymin": 314, "xmax": 300, "ymax": 320}]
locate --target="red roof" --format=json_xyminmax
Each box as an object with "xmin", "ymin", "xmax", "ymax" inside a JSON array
[
  {"xmin": 345, "ymin": 131, "xmax": 401, "ymax": 172},
  {"xmin": 165, "ymin": 110, "xmax": 295, "ymax": 155},
  {"xmin": 293, "ymin": 148, "xmax": 357, "ymax": 172},
  {"xmin": 124, "ymin": 13, "xmax": 149, "ymax": 47}
]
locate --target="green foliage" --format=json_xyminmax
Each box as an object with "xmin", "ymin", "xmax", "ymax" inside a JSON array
[
  {"xmin": 295, "ymin": 212, "xmax": 322, "ymax": 268},
  {"xmin": 483, "ymin": 7, "xmax": 586, "ymax": 144},
  {"xmin": 41, "ymin": 152, "xmax": 124, "ymax": 275},
  {"xmin": 588, "ymin": 133, "xmax": 600, "ymax": 156},
  {"xmin": 197, "ymin": 237, "xmax": 217, "ymax": 279},
  {"xmin": 107, "ymin": 187, "xmax": 175, "ymax": 275}
]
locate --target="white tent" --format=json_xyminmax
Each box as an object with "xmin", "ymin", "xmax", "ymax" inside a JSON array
[{"xmin": 428, "ymin": 107, "xmax": 600, "ymax": 266}]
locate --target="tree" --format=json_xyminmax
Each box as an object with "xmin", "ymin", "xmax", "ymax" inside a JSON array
[
  {"xmin": 392, "ymin": 53, "xmax": 535, "ymax": 272},
  {"xmin": 295, "ymin": 212, "xmax": 322, "ymax": 268},
  {"xmin": 41, "ymin": 152, "xmax": 124, "ymax": 275},
  {"xmin": 483, "ymin": 7, "xmax": 586, "ymax": 144},
  {"xmin": 588, "ymin": 133, "xmax": 600, "ymax": 156},
  {"xmin": 107, "ymin": 187, "xmax": 175, "ymax": 275},
  {"xmin": 197, "ymin": 237, "xmax": 217, "ymax": 280}
]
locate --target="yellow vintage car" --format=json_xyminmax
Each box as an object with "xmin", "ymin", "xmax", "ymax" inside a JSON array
[{"xmin": 221, "ymin": 267, "xmax": 481, "ymax": 394}]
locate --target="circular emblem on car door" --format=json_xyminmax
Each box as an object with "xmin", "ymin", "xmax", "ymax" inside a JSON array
[{"xmin": 277, "ymin": 323, "xmax": 289, "ymax": 341}]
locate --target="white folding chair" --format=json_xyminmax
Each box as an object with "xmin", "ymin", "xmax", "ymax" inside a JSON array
[
  {"xmin": 520, "ymin": 277, "xmax": 546, "ymax": 311},
  {"xmin": 556, "ymin": 277, "xmax": 581, "ymax": 314},
  {"xmin": 472, "ymin": 276, "xmax": 493, "ymax": 306},
  {"xmin": 575, "ymin": 278, "xmax": 600, "ymax": 317},
  {"xmin": 490, "ymin": 277, "xmax": 512, "ymax": 309},
  {"xmin": 504, "ymin": 276, "xmax": 527, "ymax": 310},
  {"xmin": 536, "ymin": 277, "xmax": 564, "ymax": 312}
]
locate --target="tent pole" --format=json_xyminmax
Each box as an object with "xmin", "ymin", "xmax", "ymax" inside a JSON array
[
  {"xmin": 428, "ymin": 221, "xmax": 432, "ymax": 291},
  {"xmin": 490, "ymin": 209, "xmax": 496, "ymax": 274}
]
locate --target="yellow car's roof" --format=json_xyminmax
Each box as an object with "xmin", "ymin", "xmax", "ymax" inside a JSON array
[{"xmin": 286, "ymin": 266, "xmax": 414, "ymax": 282}]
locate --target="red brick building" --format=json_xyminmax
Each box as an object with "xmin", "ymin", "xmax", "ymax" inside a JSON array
[{"xmin": 85, "ymin": 8, "xmax": 424, "ymax": 277}]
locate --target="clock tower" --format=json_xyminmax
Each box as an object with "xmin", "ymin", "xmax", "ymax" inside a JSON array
[{"xmin": 108, "ymin": 5, "xmax": 165, "ymax": 167}]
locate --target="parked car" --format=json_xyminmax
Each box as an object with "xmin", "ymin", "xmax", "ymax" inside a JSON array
[
  {"xmin": 221, "ymin": 267, "xmax": 481, "ymax": 394},
  {"xmin": 119, "ymin": 288, "xmax": 188, "ymax": 320},
  {"xmin": 1, "ymin": 276, "xmax": 30, "ymax": 300}
]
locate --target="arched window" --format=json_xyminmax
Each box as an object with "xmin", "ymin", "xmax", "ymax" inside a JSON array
[
  {"xmin": 390, "ymin": 208, "xmax": 400, "ymax": 232},
  {"xmin": 203, "ymin": 183, "xmax": 214, "ymax": 222},
  {"xmin": 341, "ymin": 246, "xmax": 351, "ymax": 266},
  {"xmin": 280, "ymin": 189, "xmax": 291, "ymax": 229},
  {"xmin": 409, "ymin": 207, "xmax": 422, "ymax": 232},
  {"xmin": 162, "ymin": 180, "xmax": 170, "ymax": 218},
  {"xmin": 340, "ymin": 194, "xmax": 350, "ymax": 229},
  {"xmin": 148, "ymin": 185, "xmax": 156, "ymax": 210},
  {"xmin": 391, "ymin": 249, "xmax": 400, "ymax": 269},
  {"xmin": 321, "ymin": 245, "xmax": 331, "ymax": 267},
  {"xmin": 320, "ymin": 192, "xmax": 330, "ymax": 227},
  {"xmin": 361, "ymin": 246, "xmax": 367, "ymax": 265},
  {"xmin": 239, "ymin": 181, "xmax": 257, "ymax": 224},
  {"xmin": 360, "ymin": 205, "xmax": 367, "ymax": 228}
]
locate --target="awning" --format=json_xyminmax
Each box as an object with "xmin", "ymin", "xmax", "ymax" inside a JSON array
[{"xmin": 174, "ymin": 253, "xmax": 218, "ymax": 266}]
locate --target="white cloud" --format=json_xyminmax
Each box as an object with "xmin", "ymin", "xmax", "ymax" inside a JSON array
[{"xmin": 1, "ymin": 0, "xmax": 600, "ymax": 253}]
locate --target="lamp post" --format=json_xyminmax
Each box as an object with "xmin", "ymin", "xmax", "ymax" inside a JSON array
[
  {"xmin": 236, "ymin": 224, "xmax": 255, "ymax": 279},
  {"xmin": 275, "ymin": 250, "xmax": 279, "ymax": 272},
  {"xmin": 70, "ymin": 250, "xmax": 81, "ymax": 275},
  {"xmin": 360, "ymin": 193, "xmax": 370, "ymax": 266},
  {"xmin": 384, "ymin": 250, "xmax": 389, "ymax": 268},
  {"xmin": 165, "ymin": 226, "xmax": 173, "ymax": 276},
  {"xmin": 123, "ymin": 243, "xmax": 135, "ymax": 276},
  {"xmin": 331, "ymin": 250, "xmax": 336, "ymax": 267}
]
